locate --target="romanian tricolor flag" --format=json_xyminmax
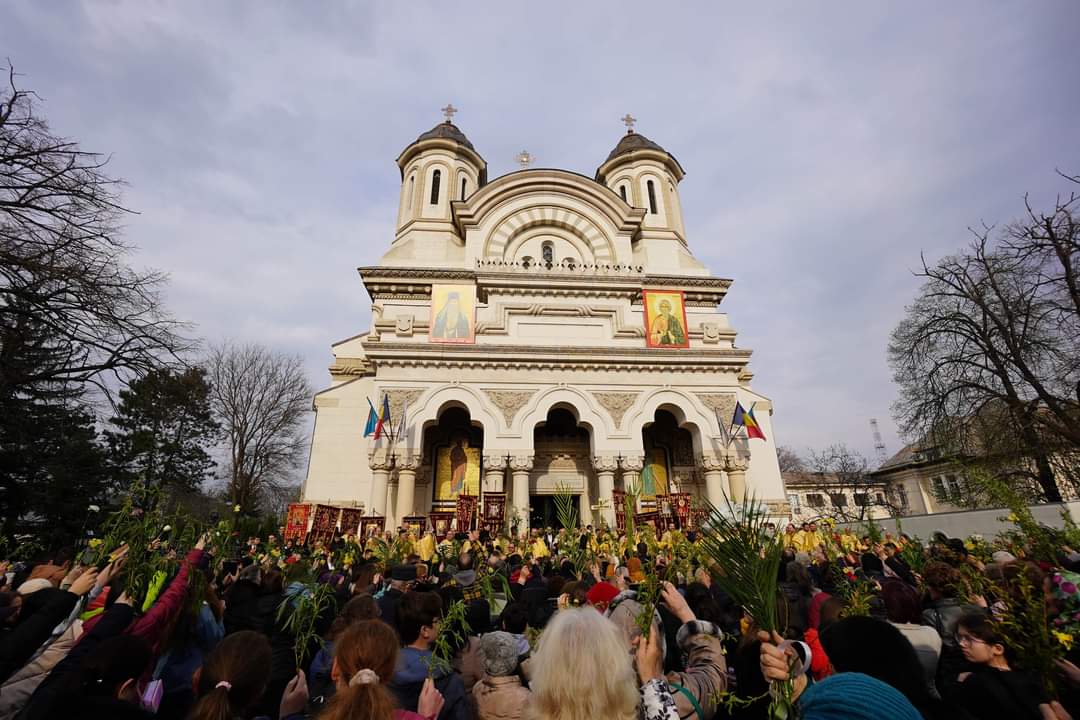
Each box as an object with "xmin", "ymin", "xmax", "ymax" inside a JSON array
[
  {"xmin": 363, "ymin": 398, "xmax": 378, "ymax": 437},
  {"xmin": 373, "ymin": 393, "xmax": 392, "ymax": 440},
  {"xmin": 731, "ymin": 402, "xmax": 767, "ymax": 441}
]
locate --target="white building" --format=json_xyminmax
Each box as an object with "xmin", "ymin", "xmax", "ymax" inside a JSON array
[{"xmin": 301, "ymin": 112, "xmax": 787, "ymax": 533}]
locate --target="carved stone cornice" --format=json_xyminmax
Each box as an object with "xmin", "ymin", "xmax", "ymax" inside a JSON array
[
  {"xmin": 593, "ymin": 455, "xmax": 619, "ymax": 473},
  {"xmin": 482, "ymin": 454, "xmax": 509, "ymax": 471},
  {"xmin": 482, "ymin": 389, "xmax": 536, "ymax": 426},
  {"xmin": 619, "ymin": 455, "xmax": 644, "ymax": 473},
  {"xmin": 328, "ymin": 357, "xmax": 374, "ymax": 378},
  {"xmin": 360, "ymin": 266, "xmax": 475, "ymax": 281},
  {"xmin": 509, "ymin": 454, "xmax": 534, "ymax": 472},
  {"xmin": 369, "ymin": 448, "xmax": 393, "ymax": 471},
  {"xmin": 592, "ymin": 391, "xmax": 638, "ymax": 429}
]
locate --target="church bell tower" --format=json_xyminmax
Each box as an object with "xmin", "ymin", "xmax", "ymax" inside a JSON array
[{"xmin": 385, "ymin": 104, "xmax": 487, "ymax": 267}]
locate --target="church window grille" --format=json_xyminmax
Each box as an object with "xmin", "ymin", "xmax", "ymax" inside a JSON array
[
  {"xmin": 647, "ymin": 180, "xmax": 658, "ymax": 214},
  {"xmin": 460, "ymin": 177, "xmax": 467, "ymax": 201},
  {"xmin": 430, "ymin": 170, "xmax": 441, "ymax": 204},
  {"xmin": 541, "ymin": 242, "xmax": 554, "ymax": 267},
  {"xmin": 619, "ymin": 185, "xmax": 627, "ymax": 202}
]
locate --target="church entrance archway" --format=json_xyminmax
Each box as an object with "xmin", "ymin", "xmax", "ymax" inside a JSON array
[
  {"xmin": 640, "ymin": 408, "xmax": 697, "ymax": 511},
  {"xmin": 530, "ymin": 407, "xmax": 593, "ymax": 527},
  {"xmin": 422, "ymin": 406, "xmax": 484, "ymax": 511}
]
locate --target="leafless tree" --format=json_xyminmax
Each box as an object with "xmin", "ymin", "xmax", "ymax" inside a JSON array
[
  {"xmin": 803, "ymin": 444, "xmax": 900, "ymax": 522},
  {"xmin": 888, "ymin": 173, "xmax": 1080, "ymax": 502},
  {"xmin": 207, "ymin": 343, "xmax": 312, "ymax": 512},
  {"xmin": 0, "ymin": 65, "xmax": 191, "ymax": 401},
  {"xmin": 776, "ymin": 445, "xmax": 806, "ymax": 473}
]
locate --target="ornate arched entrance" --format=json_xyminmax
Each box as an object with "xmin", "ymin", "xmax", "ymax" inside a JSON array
[{"xmin": 530, "ymin": 407, "xmax": 594, "ymax": 529}]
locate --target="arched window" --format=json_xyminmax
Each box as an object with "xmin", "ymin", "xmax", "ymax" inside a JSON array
[
  {"xmin": 430, "ymin": 169, "xmax": 441, "ymax": 205},
  {"xmin": 541, "ymin": 242, "xmax": 554, "ymax": 267},
  {"xmin": 647, "ymin": 180, "xmax": 658, "ymax": 214},
  {"xmin": 405, "ymin": 175, "xmax": 415, "ymax": 213},
  {"xmin": 619, "ymin": 185, "xmax": 627, "ymax": 202},
  {"xmin": 460, "ymin": 177, "xmax": 468, "ymax": 201}
]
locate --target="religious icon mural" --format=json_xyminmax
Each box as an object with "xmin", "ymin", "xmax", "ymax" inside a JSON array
[
  {"xmin": 429, "ymin": 284, "xmax": 476, "ymax": 344},
  {"xmin": 640, "ymin": 445, "xmax": 670, "ymax": 499},
  {"xmin": 643, "ymin": 289, "xmax": 689, "ymax": 349},
  {"xmin": 435, "ymin": 431, "xmax": 481, "ymax": 500}
]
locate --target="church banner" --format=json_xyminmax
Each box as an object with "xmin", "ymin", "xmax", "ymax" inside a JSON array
[
  {"xmin": 310, "ymin": 504, "xmax": 340, "ymax": 546},
  {"xmin": 481, "ymin": 492, "xmax": 506, "ymax": 535},
  {"xmin": 672, "ymin": 492, "xmax": 692, "ymax": 528},
  {"xmin": 643, "ymin": 289, "xmax": 689, "ymax": 349},
  {"xmin": 455, "ymin": 494, "xmax": 478, "ymax": 531},
  {"xmin": 429, "ymin": 284, "xmax": 476, "ymax": 344},
  {"xmin": 339, "ymin": 508, "xmax": 363, "ymax": 539},
  {"xmin": 284, "ymin": 503, "xmax": 310, "ymax": 545},
  {"xmin": 360, "ymin": 515, "xmax": 385, "ymax": 539}
]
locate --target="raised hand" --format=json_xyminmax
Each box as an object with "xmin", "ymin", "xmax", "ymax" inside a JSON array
[
  {"xmin": 279, "ymin": 669, "xmax": 308, "ymax": 718},
  {"xmin": 418, "ymin": 677, "xmax": 445, "ymax": 720},
  {"xmin": 68, "ymin": 568, "xmax": 100, "ymax": 597}
]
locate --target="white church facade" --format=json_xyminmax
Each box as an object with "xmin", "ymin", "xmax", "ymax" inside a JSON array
[{"xmin": 300, "ymin": 110, "xmax": 787, "ymax": 534}]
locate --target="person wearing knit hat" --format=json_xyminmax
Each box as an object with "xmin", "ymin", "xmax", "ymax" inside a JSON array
[
  {"xmin": 819, "ymin": 615, "xmax": 941, "ymax": 717},
  {"xmin": 799, "ymin": 672, "xmax": 922, "ymax": 720},
  {"xmin": 473, "ymin": 631, "xmax": 530, "ymax": 720},
  {"xmin": 585, "ymin": 581, "xmax": 619, "ymax": 612}
]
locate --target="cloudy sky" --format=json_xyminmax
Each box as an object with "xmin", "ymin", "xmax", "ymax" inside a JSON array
[{"xmin": 4, "ymin": 1, "xmax": 1078, "ymax": 464}]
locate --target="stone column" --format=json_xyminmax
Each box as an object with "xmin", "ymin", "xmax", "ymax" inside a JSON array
[
  {"xmin": 700, "ymin": 453, "xmax": 728, "ymax": 507},
  {"xmin": 593, "ymin": 456, "xmax": 618, "ymax": 529},
  {"xmin": 619, "ymin": 455, "xmax": 645, "ymax": 513},
  {"xmin": 725, "ymin": 455, "xmax": 749, "ymax": 499},
  {"xmin": 509, "ymin": 454, "xmax": 534, "ymax": 537},
  {"xmin": 395, "ymin": 452, "xmax": 420, "ymax": 525},
  {"xmin": 482, "ymin": 454, "xmax": 508, "ymax": 494},
  {"xmin": 368, "ymin": 448, "xmax": 393, "ymax": 518},
  {"xmin": 385, "ymin": 480, "xmax": 399, "ymax": 530}
]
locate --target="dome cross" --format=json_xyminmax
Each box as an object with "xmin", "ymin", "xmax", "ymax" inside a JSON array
[
  {"xmin": 441, "ymin": 103, "xmax": 458, "ymax": 123},
  {"xmin": 620, "ymin": 113, "xmax": 636, "ymax": 133}
]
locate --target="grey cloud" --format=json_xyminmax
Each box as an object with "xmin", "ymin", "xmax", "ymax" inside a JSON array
[{"xmin": 3, "ymin": 0, "xmax": 1078, "ymax": 463}]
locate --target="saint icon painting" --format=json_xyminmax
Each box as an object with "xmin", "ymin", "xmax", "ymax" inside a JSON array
[
  {"xmin": 643, "ymin": 289, "xmax": 689, "ymax": 348},
  {"xmin": 435, "ymin": 431, "xmax": 480, "ymax": 500},
  {"xmin": 430, "ymin": 284, "xmax": 476, "ymax": 344}
]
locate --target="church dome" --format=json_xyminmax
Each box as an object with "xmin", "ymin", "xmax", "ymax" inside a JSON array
[
  {"xmin": 596, "ymin": 130, "xmax": 684, "ymax": 183},
  {"xmin": 603, "ymin": 130, "xmax": 668, "ymax": 163},
  {"xmin": 413, "ymin": 121, "xmax": 476, "ymax": 152}
]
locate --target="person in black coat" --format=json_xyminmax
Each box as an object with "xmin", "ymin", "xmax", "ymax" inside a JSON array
[
  {"xmin": 22, "ymin": 591, "xmax": 150, "ymax": 720},
  {"xmin": 377, "ymin": 564, "xmax": 417, "ymax": 633},
  {"xmin": 0, "ymin": 567, "xmax": 100, "ymax": 685}
]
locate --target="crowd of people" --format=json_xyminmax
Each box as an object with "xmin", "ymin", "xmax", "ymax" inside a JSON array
[{"xmin": 1, "ymin": 514, "xmax": 1079, "ymax": 720}]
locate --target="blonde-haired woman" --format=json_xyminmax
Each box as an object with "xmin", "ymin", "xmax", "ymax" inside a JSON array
[{"xmin": 527, "ymin": 606, "xmax": 678, "ymax": 720}]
